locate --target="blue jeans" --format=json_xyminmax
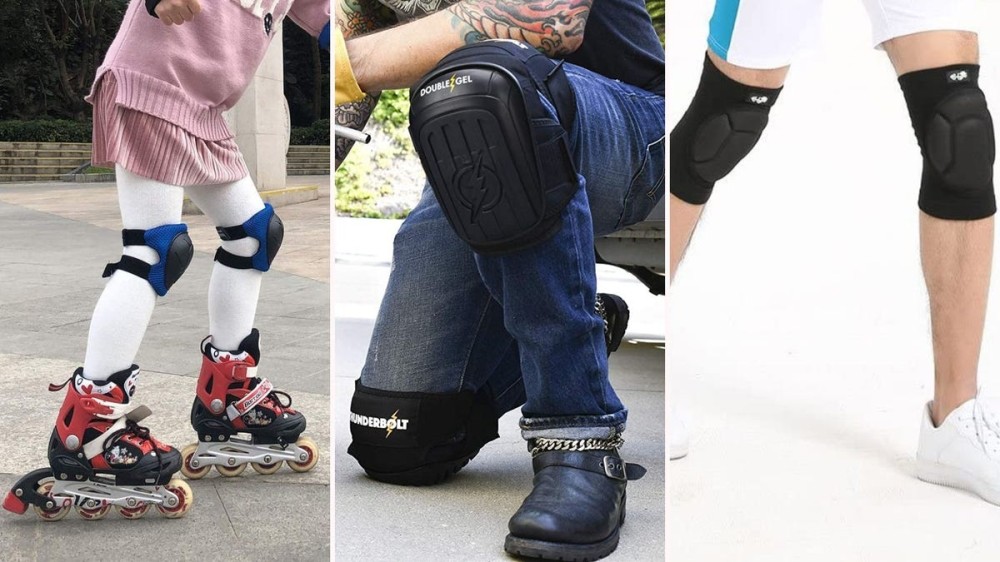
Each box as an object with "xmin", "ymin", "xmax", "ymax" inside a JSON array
[{"xmin": 360, "ymin": 63, "xmax": 665, "ymax": 440}]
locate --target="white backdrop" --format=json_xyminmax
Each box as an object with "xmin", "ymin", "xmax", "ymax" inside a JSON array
[{"xmin": 669, "ymin": 2, "xmax": 1000, "ymax": 560}]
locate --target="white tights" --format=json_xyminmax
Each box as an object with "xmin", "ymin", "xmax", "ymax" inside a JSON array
[{"xmin": 82, "ymin": 165, "xmax": 266, "ymax": 380}]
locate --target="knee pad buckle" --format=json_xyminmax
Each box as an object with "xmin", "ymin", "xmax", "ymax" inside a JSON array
[
  {"xmin": 103, "ymin": 224, "xmax": 194, "ymax": 297},
  {"xmin": 214, "ymin": 203, "xmax": 284, "ymax": 272}
]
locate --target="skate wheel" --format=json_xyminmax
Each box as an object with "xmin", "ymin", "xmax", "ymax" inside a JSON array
[
  {"xmin": 156, "ymin": 480, "xmax": 192, "ymax": 519},
  {"xmin": 215, "ymin": 463, "xmax": 247, "ymax": 477},
  {"xmin": 180, "ymin": 443, "xmax": 210, "ymax": 480},
  {"xmin": 32, "ymin": 481, "xmax": 70, "ymax": 522},
  {"xmin": 251, "ymin": 461, "xmax": 282, "ymax": 475},
  {"xmin": 77, "ymin": 500, "xmax": 111, "ymax": 521},
  {"xmin": 288, "ymin": 437, "xmax": 319, "ymax": 473},
  {"xmin": 117, "ymin": 502, "xmax": 150, "ymax": 519}
]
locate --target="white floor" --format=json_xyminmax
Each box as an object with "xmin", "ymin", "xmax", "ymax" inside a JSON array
[{"xmin": 669, "ymin": 2, "xmax": 1000, "ymax": 561}]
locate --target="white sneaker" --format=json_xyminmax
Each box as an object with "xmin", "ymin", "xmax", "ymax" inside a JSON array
[
  {"xmin": 916, "ymin": 397, "xmax": 1000, "ymax": 505},
  {"xmin": 670, "ymin": 408, "xmax": 690, "ymax": 461}
]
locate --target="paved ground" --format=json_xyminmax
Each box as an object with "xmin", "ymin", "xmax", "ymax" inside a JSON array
[
  {"xmin": 332, "ymin": 217, "xmax": 666, "ymax": 561},
  {"xmin": 0, "ymin": 176, "xmax": 330, "ymax": 561},
  {"xmin": 670, "ymin": 3, "xmax": 1000, "ymax": 561}
]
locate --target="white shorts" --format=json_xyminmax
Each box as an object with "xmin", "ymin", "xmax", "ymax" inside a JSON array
[{"xmin": 708, "ymin": 0, "xmax": 979, "ymax": 69}]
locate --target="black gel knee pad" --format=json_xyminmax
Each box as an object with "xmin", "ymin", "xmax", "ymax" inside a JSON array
[
  {"xmin": 670, "ymin": 55, "xmax": 782, "ymax": 205},
  {"xmin": 347, "ymin": 381, "xmax": 500, "ymax": 486},
  {"xmin": 900, "ymin": 64, "xmax": 996, "ymax": 220}
]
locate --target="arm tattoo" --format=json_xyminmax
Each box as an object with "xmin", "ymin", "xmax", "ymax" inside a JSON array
[
  {"xmin": 335, "ymin": 0, "xmax": 394, "ymax": 167},
  {"xmin": 448, "ymin": 1, "xmax": 592, "ymax": 56}
]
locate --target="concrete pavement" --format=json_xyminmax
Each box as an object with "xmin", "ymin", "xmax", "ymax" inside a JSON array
[
  {"xmin": 332, "ymin": 217, "xmax": 666, "ymax": 561},
  {"xmin": 0, "ymin": 177, "xmax": 330, "ymax": 561}
]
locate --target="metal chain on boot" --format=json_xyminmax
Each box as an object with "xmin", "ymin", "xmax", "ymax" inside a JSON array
[
  {"xmin": 595, "ymin": 295, "xmax": 609, "ymax": 336},
  {"xmin": 529, "ymin": 435, "xmax": 625, "ymax": 457}
]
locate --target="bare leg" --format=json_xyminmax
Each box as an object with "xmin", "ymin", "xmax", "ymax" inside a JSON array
[
  {"xmin": 670, "ymin": 50, "xmax": 789, "ymax": 280},
  {"xmin": 884, "ymin": 31, "xmax": 990, "ymax": 425}
]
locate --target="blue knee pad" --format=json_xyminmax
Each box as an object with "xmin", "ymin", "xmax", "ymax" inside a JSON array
[
  {"xmin": 103, "ymin": 224, "xmax": 194, "ymax": 297},
  {"xmin": 214, "ymin": 204, "xmax": 284, "ymax": 272}
]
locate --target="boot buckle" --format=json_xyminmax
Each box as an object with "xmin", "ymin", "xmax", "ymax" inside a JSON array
[{"xmin": 601, "ymin": 456, "xmax": 628, "ymax": 481}]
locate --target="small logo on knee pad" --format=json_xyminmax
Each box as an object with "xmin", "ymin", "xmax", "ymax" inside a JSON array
[
  {"xmin": 455, "ymin": 152, "xmax": 501, "ymax": 224},
  {"xmin": 949, "ymin": 70, "xmax": 969, "ymax": 83},
  {"xmin": 748, "ymin": 95, "xmax": 770, "ymax": 105}
]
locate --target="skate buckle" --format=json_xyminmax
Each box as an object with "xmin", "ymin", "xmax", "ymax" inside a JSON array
[
  {"xmin": 601, "ymin": 456, "xmax": 628, "ymax": 481},
  {"xmin": 226, "ymin": 378, "xmax": 273, "ymax": 420}
]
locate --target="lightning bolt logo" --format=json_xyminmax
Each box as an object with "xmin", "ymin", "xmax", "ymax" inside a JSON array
[
  {"xmin": 385, "ymin": 409, "xmax": 400, "ymax": 438},
  {"xmin": 467, "ymin": 152, "xmax": 489, "ymax": 224},
  {"xmin": 449, "ymin": 74, "xmax": 458, "ymax": 92}
]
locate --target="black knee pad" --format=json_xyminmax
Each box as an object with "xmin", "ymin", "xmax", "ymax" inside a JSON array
[
  {"xmin": 671, "ymin": 54, "xmax": 782, "ymax": 205},
  {"xmin": 900, "ymin": 64, "xmax": 996, "ymax": 220},
  {"xmin": 214, "ymin": 204, "xmax": 284, "ymax": 272},
  {"xmin": 409, "ymin": 40, "xmax": 579, "ymax": 255},
  {"xmin": 102, "ymin": 224, "xmax": 194, "ymax": 296},
  {"xmin": 347, "ymin": 381, "xmax": 499, "ymax": 486}
]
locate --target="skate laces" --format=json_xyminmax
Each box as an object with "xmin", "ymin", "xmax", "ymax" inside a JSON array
[
  {"xmin": 970, "ymin": 395, "xmax": 1000, "ymax": 458},
  {"xmin": 529, "ymin": 435, "xmax": 625, "ymax": 457},
  {"xmin": 596, "ymin": 295, "xmax": 609, "ymax": 337}
]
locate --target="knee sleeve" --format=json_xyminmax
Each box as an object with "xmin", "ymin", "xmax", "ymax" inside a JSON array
[
  {"xmin": 671, "ymin": 54, "xmax": 782, "ymax": 205},
  {"xmin": 102, "ymin": 223, "xmax": 193, "ymax": 296},
  {"xmin": 900, "ymin": 64, "xmax": 996, "ymax": 220},
  {"xmin": 347, "ymin": 381, "xmax": 499, "ymax": 485},
  {"xmin": 214, "ymin": 203, "xmax": 284, "ymax": 272}
]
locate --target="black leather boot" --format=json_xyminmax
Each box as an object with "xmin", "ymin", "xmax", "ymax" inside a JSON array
[
  {"xmin": 596, "ymin": 293, "xmax": 629, "ymax": 355},
  {"xmin": 505, "ymin": 442, "xmax": 646, "ymax": 561}
]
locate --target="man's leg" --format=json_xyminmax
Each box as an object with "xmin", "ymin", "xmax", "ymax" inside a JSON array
[
  {"xmin": 670, "ymin": 51, "xmax": 788, "ymax": 279},
  {"xmin": 883, "ymin": 31, "xmax": 989, "ymax": 425}
]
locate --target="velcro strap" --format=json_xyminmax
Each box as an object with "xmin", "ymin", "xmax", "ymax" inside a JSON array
[
  {"xmin": 226, "ymin": 378, "xmax": 272, "ymax": 420},
  {"xmin": 216, "ymin": 224, "xmax": 249, "ymax": 241},
  {"xmin": 121, "ymin": 229, "xmax": 147, "ymax": 246},
  {"xmin": 215, "ymin": 247, "xmax": 254, "ymax": 270},
  {"xmin": 532, "ymin": 451, "xmax": 646, "ymax": 482},
  {"xmin": 103, "ymin": 255, "xmax": 152, "ymax": 280},
  {"xmin": 83, "ymin": 416, "xmax": 128, "ymax": 460},
  {"xmin": 232, "ymin": 364, "xmax": 258, "ymax": 382}
]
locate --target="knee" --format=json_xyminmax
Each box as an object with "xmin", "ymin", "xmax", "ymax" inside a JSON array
[
  {"xmin": 214, "ymin": 204, "xmax": 284, "ymax": 272},
  {"xmin": 670, "ymin": 54, "xmax": 783, "ymax": 205},
  {"xmin": 347, "ymin": 381, "xmax": 499, "ymax": 485},
  {"xmin": 900, "ymin": 64, "xmax": 995, "ymax": 220},
  {"xmin": 103, "ymin": 224, "xmax": 194, "ymax": 297}
]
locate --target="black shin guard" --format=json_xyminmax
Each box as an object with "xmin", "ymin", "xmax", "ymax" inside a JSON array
[
  {"xmin": 670, "ymin": 55, "xmax": 782, "ymax": 205},
  {"xmin": 900, "ymin": 64, "xmax": 996, "ymax": 220},
  {"xmin": 347, "ymin": 381, "xmax": 500, "ymax": 485}
]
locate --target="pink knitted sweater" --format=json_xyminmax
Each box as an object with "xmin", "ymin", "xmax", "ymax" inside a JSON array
[{"xmin": 87, "ymin": 0, "xmax": 330, "ymax": 141}]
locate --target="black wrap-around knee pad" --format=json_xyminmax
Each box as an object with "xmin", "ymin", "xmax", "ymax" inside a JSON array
[
  {"xmin": 900, "ymin": 64, "xmax": 996, "ymax": 220},
  {"xmin": 347, "ymin": 380, "xmax": 500, "ymax": 486},
  {"xmin": 671, "ymin": 54, "xmax": 782, "ymax": 205}
]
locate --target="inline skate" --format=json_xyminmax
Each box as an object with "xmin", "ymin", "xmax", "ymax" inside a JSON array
[
  {"xmin": 3, "ymin": 366, "xmax": 192, "ymax": 520},
  {"xmin": 180, "ymin": 329, "xmax": 319, "ymax": 478}
]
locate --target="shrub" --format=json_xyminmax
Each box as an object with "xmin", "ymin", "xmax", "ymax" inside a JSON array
[{"xmin": 0, "ymin": 119, "xmax": 92, "ymax": 142}]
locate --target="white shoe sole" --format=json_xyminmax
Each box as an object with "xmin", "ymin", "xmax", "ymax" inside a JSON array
[{"xmin": 916, "ymin": 458, "xmax": 1000, "ymax": 507}]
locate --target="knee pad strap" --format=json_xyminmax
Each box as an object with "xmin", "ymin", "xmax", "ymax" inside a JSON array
[
  {"xmin": 347, "ymin": 381, "xmax": 499, "ymax": 484},
  {"xmin": 900, "ymin": 64, "xmax": 996, "ymax": 220},
  {"xmin": 102, "ymin": 224, "xmax": 193, "ymax": 296},
  {"xmin": 671, "ymin": 54, "xmax": 782, "ymax": 205},
  {"xmin": 214, "ymin": 203, "xmax": 284, "ymax": 272}
]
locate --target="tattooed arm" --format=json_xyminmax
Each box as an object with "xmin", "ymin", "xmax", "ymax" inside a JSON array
[
  {"xmin": 347, "ymin": 0, "xmax": 592, "ymax": 92},
  {"xmin": 335, "ymin": 0, "xmax": 396, "ymax": 169}
]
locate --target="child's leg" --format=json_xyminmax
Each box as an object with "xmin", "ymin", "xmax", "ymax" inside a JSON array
[
  {"xmin": 185, "ymin": 177, "xmax": 266, "ymax": 350},
  {"xmin": 82, "ymin": 165, "xmax": 184, "ymax": 380}
]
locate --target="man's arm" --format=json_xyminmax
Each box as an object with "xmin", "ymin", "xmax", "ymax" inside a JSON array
[
  {"xmin": 348, "ymin": 0, "xmax": 592, "ymax": 92},
  {"xmin": 335, "ymin": 0, "xmax": 396, "ymax": 168}
]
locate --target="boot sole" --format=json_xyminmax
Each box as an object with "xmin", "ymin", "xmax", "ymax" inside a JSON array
[
  {"xmin": 503, "ymin": 527, "xmax": 620, "ymax": 562},
  {"xmin": 916, "ymin": 458, "xmax": 1000, "ymax": 506}
]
